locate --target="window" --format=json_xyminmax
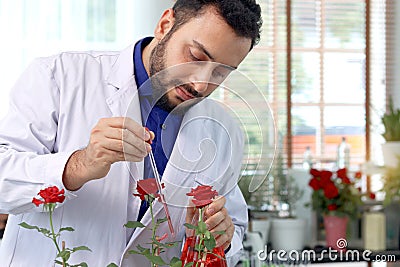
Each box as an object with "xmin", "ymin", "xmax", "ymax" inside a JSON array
[
  {"xmin": 230, "ymin": 0, "xmax": 390, "ymax": 207},
  {"xmin": 0, "ymin": 0, "xmax": 138, "ymax": 119}
]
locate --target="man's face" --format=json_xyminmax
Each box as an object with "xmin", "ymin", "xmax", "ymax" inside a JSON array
[{"xmin": 149, "ymin": 7, "xmax": 252, "ymax": 112}]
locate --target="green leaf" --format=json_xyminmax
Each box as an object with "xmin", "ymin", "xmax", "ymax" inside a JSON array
[
  {"xmin": 18, "ymin": 222, "xmax": 40, "ymax": 230},
  {"xmin": 124, "ymin": 221, "xmax": 145, "ymax": 228},
  {"xmin": 54, "ymin": 260, "xmax": 64, "ymax": 266},
  {"xmin": 106, "ymin": 263, "xmax": 119, "ymax": 267},
  {"xmin": 71, "ymin": 263, "xmax": 88, "ymax": 267},
  {"xmin": 145, "ymin": 254, "xmax": 167, "ymax": 266},
  {"xmin": 198, "ymin": 221, "xmax": 207, "ymax": 234},
  {"xmin": 59, "ymin": 227, "xmax": 75, "ymax": 232},
  {"xmin": 204, "ymin": 236, "xmax": 216, "ymax": 251},
  {"xmin": 137, "ymin": 245, "xmax": 150, "ymax": 254},
  {"xmin": 205, "ymin": 231, "xmax": 211, "ymax": 239},
  {"xmin": 184, "ymin": 263, "xmax": 194, "ymax": 267},
  {"xmin": 183, "ymin": 223, "xmax": 197, "ymax": 230},
  {"xmin": 39, "ymin": 227, "xmax": 51, "ymax": 236},
  {"xmin": 165, "ymin": 241, "xmax": 181, "ymax": 248},
  {"xmin": 156, "ymin": 218, "xmax": 168, "ymax": 225},
  {"xmin": 57, "ymin": 250, "xmax": 71, "ymax": 262},
  {"xmin": 128, "ymin": 249, "xmax": 141, "ymax": 255},
  {"xmin": 72, "ymin": 246, "xmax": 92, "ymax": 252},
  {"xmin": 169, "ymin": 257, "xmax": 182, "ymax": 267}
]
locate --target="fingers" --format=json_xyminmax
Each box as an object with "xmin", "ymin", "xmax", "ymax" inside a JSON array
[
  {"xmin": 89, "ymin": 117, "xmax": 155, "ymax": 163},
  {"xmin": 203, "ymin": 196, "xmax": 234, "ymax": 249},
  {"xmin": 204, "ymin": 208, "xmax": 234, "ymax": 248},
  {"xmin": 204, "ymin": 196, "xmax": 226, "ymax": 218},
  {"xmin": 104, "ymin": 128, "xmax": 151, "ymax": 156},
  {"xmin": 107, "ymin": 117, "xmax": 151, "ymax": 141},
  {"xmin": 215, "ymin": 224, "xmax": 234, "ymax": 250}
]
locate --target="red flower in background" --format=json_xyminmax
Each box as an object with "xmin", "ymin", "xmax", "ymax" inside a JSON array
[
  {"xmin": 310, "ymin": 169, "xmax": 333, "ymax": 188},
  {"xmin": 327, "ymin": 204, "xmax": 338, "ymax": 211},
  {"xmin": 186, "ymin": 185, "xmax": 218, "ymax": 208},
  {"xmin": 32, "ymin": 186, "xmax": 65, "ymax": 207},
  {"xmin": 134, "ymin": 178, "xmax": 164, "ymax": 200},
  {"xmin": 309, "ymin": 178, "xmax": 321, "ymax": 190},
  {"xmin": 337, "ymin": 168, "xmax": 347, "ymax": 179},
  {"xmin": 308, "ymin": 168, "xmax": 363, "ymax": 218},
  {"xmin": 319, "ymin": 171, "xmax": 333, "ymax": 185},
  {"xmin": 369, "ymin": 192, "xmax": 376, "ymax": 200},
  {"xmin": 337, "ymin": 168, "xmax": 351, "ymax": 184},
  {"xmin": 324, "ymin": 182, "xmax": 339, "ymax": 199}
]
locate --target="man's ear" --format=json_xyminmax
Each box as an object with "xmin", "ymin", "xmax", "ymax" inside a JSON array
[{"xmin": 154, "ymin": 8, "xmax": 175, "ymax": 41}]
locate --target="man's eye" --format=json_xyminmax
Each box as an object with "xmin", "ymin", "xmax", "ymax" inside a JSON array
[
  {"xmin": 189, "ymin": 50, "xmax": 200, "ymax": 61},
  {"xmin": 212, "ymin": 69, "xmax": 224, "ymax": 78}
]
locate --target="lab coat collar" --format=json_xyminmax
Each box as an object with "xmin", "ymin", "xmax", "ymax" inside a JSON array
[{"xmin": 106, "ymin": 44, "xmax": 135, "ymax": 90}]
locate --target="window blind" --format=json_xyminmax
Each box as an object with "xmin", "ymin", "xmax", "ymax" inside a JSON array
[{"xmin": 230, "ymin": 0, "xmax": 390, "ymax": 209}]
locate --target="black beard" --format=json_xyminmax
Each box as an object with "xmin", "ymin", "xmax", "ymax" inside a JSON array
[
  {"xmin": 149, "ymin": 33, "xmax": 176, "ymax": 112},
  {"xmin": 149, "ymin": 35, "xmax": 203, "ymax": 114}
]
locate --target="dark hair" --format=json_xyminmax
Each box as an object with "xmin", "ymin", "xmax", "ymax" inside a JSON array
[{"xmin": 172, "ymin": 0, "xmax": 262, "ymax": 49}]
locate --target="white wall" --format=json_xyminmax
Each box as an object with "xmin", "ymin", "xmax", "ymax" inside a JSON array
[
  {"xmin": 133, "ymin": 0, "xmax": 174, "ymax": 40},
  {"xmin": 0, "ymin": 0, "xmax": 174, "ymax": 119}
]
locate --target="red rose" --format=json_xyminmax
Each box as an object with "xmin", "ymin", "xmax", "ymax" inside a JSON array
[
  {"xmin": 309, "ymin": 178, "xmax": 321, "ymax": 191},
  {"xmin": 319, "ymin": 171, "xmax": 333, "ymax": 186},
  {"xmin": 369, "ymin": 192, "xmax": 376, "ymax": 200},
  {"xmin": 310, "ymin": 169, "xmax": 320, "ymax": 177},
  {"xmin": 323, "ymin": 182, "xmax": 339, "ymax": 199},
  {"xmin": 134, "ymin": 178, "xmax": 164, "ymax": 200},
  {"xmin": 327, "ymin": 204, "xmax": 338, "ymax": 211},
  {"xmin": 32, "ymin": 197, "xmax": 44, "ymax": 207},
  {"xmin": 33, "ymin": 186, "xmax": 65, "ymax": 207},
  {"xmin": 337, "ymin": 168, "xmax": 347, "ymax": 179},
  {"xmin": 341, "ymin": 176, "xmax": 351, "ymax": 184},
  {"xmin": 355, "ymin": 171, "xmax": 362, "ymax": 179},
  {"xmin": 187, "ymin": 185, "xmax": 218, "ymax": 208}
]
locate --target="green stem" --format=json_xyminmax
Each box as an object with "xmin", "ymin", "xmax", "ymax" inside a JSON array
[
  {"xmin": 196, "ymin": 208, "xmax": 205, "ymax": 267},
  {"xmin": 49, "ymin": 204, "xmax": 65, "ymax": 267},
  {"xmin": 149, "ymin": 201, "xmax": 157, "ymax": 267}
]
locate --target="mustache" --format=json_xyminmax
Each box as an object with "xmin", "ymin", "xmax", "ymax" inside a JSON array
[{"xmin": 170, "ymin": 79, "xmax": 203, "ymax": 98}]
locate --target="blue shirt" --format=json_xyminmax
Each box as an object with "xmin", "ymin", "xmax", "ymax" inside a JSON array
[{"xmin": 133, "ymin": 37, "xmax": 182, "ymax": 221}]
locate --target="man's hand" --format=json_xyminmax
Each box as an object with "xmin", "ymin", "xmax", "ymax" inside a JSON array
[
  {"xmin": 204, "ymin": 196, "xmax": 234, "ymax": 250},
  {"xmin": 186, "ymin": 196, "xmax": 234, "ymax": 250},
  {"xmin": 62, "ymin": 117, "xmax": 154, "ymax": 191}
]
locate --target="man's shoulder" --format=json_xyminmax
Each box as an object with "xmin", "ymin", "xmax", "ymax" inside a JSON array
[{"xmin": 33, "ymin": 44, "xmax": 134, "ymax": 72}]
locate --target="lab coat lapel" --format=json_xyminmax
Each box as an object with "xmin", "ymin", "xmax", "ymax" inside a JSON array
[{"xmin": 105, "ymin": 45, "xmax": 144, "ymax": 180}]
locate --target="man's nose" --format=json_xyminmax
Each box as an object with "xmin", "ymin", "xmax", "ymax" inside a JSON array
[
  {"xmin": 193, "ymin": 81, "xmax": 209, "ymax": 94},
  {"xmin": 190, "ymin": 63, "xmax": 215, "ymax": 94}
]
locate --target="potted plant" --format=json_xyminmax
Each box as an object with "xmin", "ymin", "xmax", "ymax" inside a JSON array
[
  {"xmin": 381, "ymin": 99, "xmax": 400, "ymax": 167},
  {"xmin": 270, "ymin": 153, "xmax": 306, "ymax": 251},
  {"xmin": 238, "ymin": 163, "xmax": 274, "ymax": 247},
  {"xmin": 382, "ymin": 157, "xmax": 400, "ymax": 205},
  {"xmin": 381, "ymin": 158, "xmax": 400, "ymax": 249},
  {"xmin": 307, "ymin": 168, "xmax": 363, "ymax": 251}
]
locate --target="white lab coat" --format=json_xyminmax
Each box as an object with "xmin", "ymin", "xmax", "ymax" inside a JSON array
[{"xmin": 0, "ymin": 44, "xmax": 247, "ymax": 267}]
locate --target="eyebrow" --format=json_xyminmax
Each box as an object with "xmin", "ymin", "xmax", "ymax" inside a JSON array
[{"xmin": 192, "ymin": 40, "xmax": 237, "ymax": 70}]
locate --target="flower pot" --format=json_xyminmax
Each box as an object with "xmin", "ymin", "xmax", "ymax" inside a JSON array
[
  {"xmin": 323, "ymin": 215, "xmax": 348, "ymax": 251},
  {"xmin": 382, "ymin": 141, "xmax": 400, "ymax": 168},
  {"xmin": 180, "ymin": 236, "xmax": 227, "ymax": 267},
  {"xmin": 270, "ymin": 218, "xmax": 306, "ymax": 251},
  {"xmin": 251, "ymin": 219, "xmax": 271, "ymax": 245}
]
